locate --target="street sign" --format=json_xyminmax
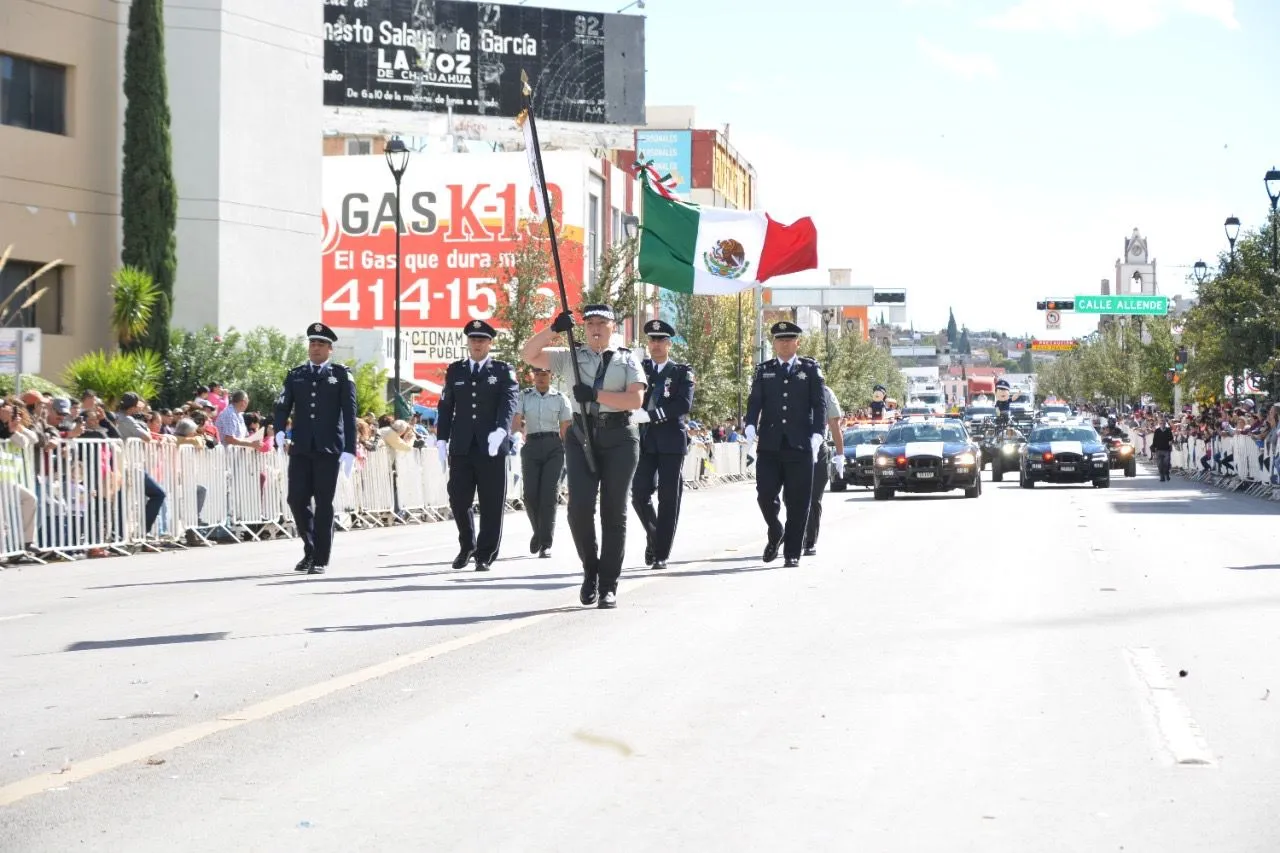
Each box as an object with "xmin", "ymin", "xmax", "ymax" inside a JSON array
[
  {"xmin": 1073, "ymin": 294, "xmax": 1168, "ymax": 315},
  {"xmin": 1224, "ymin": 373, "xmax": 1264, "ymax": 396},
  {"xmin": 1045, "ymin": 309, "xmax": 1061, "ymax": 329},
  {"xmin": 1030, "ymin": 339, "xmax": 1078, "ymax": 352}
]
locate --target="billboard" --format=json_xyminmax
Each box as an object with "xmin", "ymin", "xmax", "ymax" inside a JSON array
[
  {"xmin": 320, "ymin": 152, "xmax": 586, "ymax": 394},
  {"xmin": 634, "ymin": 130, "xmax": 691, "ymax": 199},
  {"xmin": 323, "ymin": 1, "xmax": 645, "ymax": 125}
]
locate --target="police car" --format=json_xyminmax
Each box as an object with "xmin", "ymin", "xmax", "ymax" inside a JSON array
[
  {"xmin": 831, "ymin": 422, "xmax": 892, "ymax": 490},
  {"xmin": 872, "ymin": 418, "xmax": 982, "ymax": 500},
  {"xmin": 1019, "ymin": 423, "xmax": 1111, "ymax": 488}
]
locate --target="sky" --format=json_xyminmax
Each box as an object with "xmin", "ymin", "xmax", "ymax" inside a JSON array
[{"xmin": 524, "ymin": 0, "xmax": 1280, "ymax": 340}]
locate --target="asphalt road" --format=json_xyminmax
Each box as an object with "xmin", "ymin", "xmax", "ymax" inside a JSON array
[{"xmin": 3, "ymin": 461, "xmax": 1280, "ymax": 852}]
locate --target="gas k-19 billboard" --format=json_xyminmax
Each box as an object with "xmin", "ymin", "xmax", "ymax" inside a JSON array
[
  {"xmin": 320, "ymin": 152, "xmax": 586, "ymax": 390},
  {"xmin": 323, "ymin": 0, "xmax": 645, "ymax": 125}
]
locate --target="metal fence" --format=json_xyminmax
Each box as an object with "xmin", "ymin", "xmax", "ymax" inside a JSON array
[
  {"xmin": 1170, "ymin": 432, "xmax": 1280, "ymax": 500},
  {"xmin": 0, "ymin": 438, "xmax": 757, "ymax": 563}
]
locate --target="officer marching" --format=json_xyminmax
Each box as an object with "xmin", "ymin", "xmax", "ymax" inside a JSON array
[
  {"xmin": 802, "ymin": 383, "xmax": 845, "ymax": 557},
  {"xmin": 630, "ymin": 319, "xmax": 694, "ymax": 570},
  {"xmin": 511, "ymin": 366, "xmax": 572, "ymax": 558},
  {"xmin": 436, "ymin": 319, "xmax": 520, "ymax": 572},
  {"xmin": 273, "ymin": 322, "xmax": 357, "ymax": 576},
  {"xmin": 743, "ymin": 321, "xmax": 826, "ymax": 568},
  {"xmin": 522, "ymin": 303, "xmax": 645, "ymax": 609}
]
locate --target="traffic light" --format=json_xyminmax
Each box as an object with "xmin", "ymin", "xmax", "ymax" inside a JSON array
[
  {"xmin": 1165, "ymin": 368, "xmax": 1175, "ymax": 382},
  {"xmin": 1045, "ymin": 300, "xmax": 1074, "ymax": 311},
  {"xmin": 1175, "ymin": 346, "xmax": 1188, "ymax": 365},
  {"xmin": 1172, "ymin": 373, "xmax": 1182, "ymax": 385},
  {"xmin": 873, "ymin": 291, "xmax": 905, "ymax": 304}
]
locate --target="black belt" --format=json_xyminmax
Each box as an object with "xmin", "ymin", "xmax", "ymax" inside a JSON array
[
  {"xmin": 527, "ymin": 431, "xmax": 561, "ymax": 440},
  {"xmin": 575, "ymin": 412, "xmax": 631, "ymax": 428}
]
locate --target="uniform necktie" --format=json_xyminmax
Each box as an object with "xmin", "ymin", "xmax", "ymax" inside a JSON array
[
  {"xmin": 472, "ymin": 362, "xmax": 480, "ymax": 378},
  {"xmin": 592, "ymin": 356, "xmax": 608, "ymax": 392}
]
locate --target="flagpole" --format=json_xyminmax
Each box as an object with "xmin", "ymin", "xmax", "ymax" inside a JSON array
[{"xmin": 518, "ymin": 71, "xmax": 597, "ymax": 473}]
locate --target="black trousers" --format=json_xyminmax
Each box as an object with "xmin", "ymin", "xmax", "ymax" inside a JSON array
[
  {"xmin": 804, "ymin": 442, "xmax": 831, "ymax": 549},
  {"xmin": 521, "ymin": 434, "xmax": 564, "ymax": 549},
  {"xmin": 631, "ymin": 451, "xmax": 685, "ymax": 562},
  {"xmin": 755, "ymin": 446, "xmax": 814, "ymax": 560},
  {"xmin": 448, "ymin": 443, "xmax": 509, "ymax": 563},
  {"xmin": 287, "ymin": 451, "xmax": 341, "ymax": 566},
  {"xmin": 565, "ymin": 423, "xmax": 639, "ymax": 593}
]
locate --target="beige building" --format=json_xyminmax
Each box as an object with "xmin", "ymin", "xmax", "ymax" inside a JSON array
[
  {"xmin": 0, "ymin": 0, "xmax": 122, "ymax": 379},
  {"xmin": 1, "ymin": 0, "xmax": 324, "ymax": 384}
]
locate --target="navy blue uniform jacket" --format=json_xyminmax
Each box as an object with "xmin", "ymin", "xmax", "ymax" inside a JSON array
[
  {"xmin": 744, "ymin": 356, "xmax": 825, "ymax": 452},
  {"xmin": 273, "ymin": 362, "xmax": 357, "ymax": 455},
  {"xmin": 640, "ymin": 359, "xmax": 694, "ymax": 454},
  {"xmin": 436, "ymin": 358, "xmax": 520, "ymax": 455}
]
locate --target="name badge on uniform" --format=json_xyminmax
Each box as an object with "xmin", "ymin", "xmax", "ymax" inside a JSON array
[
  {"xmin": 454, "ymin": 381, "xmax": 466, "ymax": 386},
  {"xmin": 762, "ymin": 372, "xmax": 776, "ymax": 378}
]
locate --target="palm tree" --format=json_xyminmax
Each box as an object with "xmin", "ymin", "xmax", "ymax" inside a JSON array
[{"xmin": 111, "ymin": 265, "xmax": 159, "ymax": 350}]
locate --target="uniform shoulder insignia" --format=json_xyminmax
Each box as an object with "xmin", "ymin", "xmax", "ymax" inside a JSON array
[
  {"xmin": 491, "ymin": 359, "xmax": 509, "ymax": 368},
  {"xmin": 450, "ymin": 358, "xmax": 467, "ymax": 368}
]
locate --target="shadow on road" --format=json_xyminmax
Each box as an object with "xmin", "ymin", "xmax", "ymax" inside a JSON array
[
  {"xmin": 1228, "ymin": 564, "xmax": 1280, "ymax": 571},
  {"xmin": 306, "ymin": 606, "xmax": 581, "ymax": 633},
  {"xmin": 90, "ymin": 574, "xmax": 294, "ymax": 590},
  {"xmin": 314, "ymin": 581, "xmax": 578, "ymax": 595},
  {"xmin": 1110, "ymin": 498, "xmax": 1280, "ymax": 515},
  {"xmin": 64, "ymin": 631, "xmax": 230, "ymax": 652}
]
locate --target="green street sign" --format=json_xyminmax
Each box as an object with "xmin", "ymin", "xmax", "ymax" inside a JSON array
[{"xmin": 1072, "ymin": 294, "xmax": 1169, "ymax": 315}]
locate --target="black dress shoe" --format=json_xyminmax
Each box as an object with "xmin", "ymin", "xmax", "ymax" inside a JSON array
[
  {"xmin": 579, "ymin": 577, "xmax": 598, "ymax": 606},
  {"xmin": 474, "ymin": 560, "xmax": 491, "ymax": 572},
  {"xmin": 598, "ymin": 590, "xmax": 617, "ymax": 609},
  {"xmin": 652, "ymin": 559, "xmax": 667, "ymax": 570},
  {"xmin": 308, "ymin": 564, "xmax": 326, "ymax": 575},
  {"xmin": 644, "ymin": 543, "xmax": 654, "ymax": 565},
  {"xmin": 530, "ymin": 535, "xmax": 539, "ymax": 554},
  {"xmin": 783, "ymin": 557, "xmax": 800, "ymax": 568},
  {"xmin": 763, "ymin": 530, "xmax": 783, "ymax": 563},
  {"xmin": 294, "ymin": 556, "xmax": 313, "ymax": 573},
  {"xmin": 451, "ymin": 550, "xmax": 475, "ymax": 570},
  {"xmin": 803, "ymin": 547, "xmax": 817, "ymax": 557},
  {"xmin": 538, "ymin": 548, "xmax": 550, "ymax": 559}
]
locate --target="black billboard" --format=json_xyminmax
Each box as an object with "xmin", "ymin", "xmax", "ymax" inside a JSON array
[{"xmin": 323, "ymin": 1, "xmax": 645, "ymax": 125}]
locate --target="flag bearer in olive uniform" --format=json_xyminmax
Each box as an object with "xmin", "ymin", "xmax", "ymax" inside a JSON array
[
  {"xmin": 743, "ymin": 321, "xmax": 826, "ymax": 568},
  {"xmin": 522, "ymin": 304, "xmax": 645, "ymax": 609},
  {"xmin": 274, "ymin": 322, "xmax": 357, "ymax": 576},
  {"xmin": 630, "ymin": 319, "xmax": 694, "ymax": 570},
  {"xmin": 802, "ymin": 383, "xmax": 844, "ymax": 557},
  {"xmin": 512, "ymin": 367, "xmax": 572, "ymax": 558},
  {"xmin": 436, "ymin": 320, "xmax": 520, "ymax": 572}
]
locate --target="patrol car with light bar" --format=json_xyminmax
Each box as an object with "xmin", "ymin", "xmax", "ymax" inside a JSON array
[
  {"xmin": 872, "ymin": 417, "xmax": 982, "ymax": 500},
  {"xmin": 1019, "ymin": 423, "xmax": 1111, "ymax": 488}
]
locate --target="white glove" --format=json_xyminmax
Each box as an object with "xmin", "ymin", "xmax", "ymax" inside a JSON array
[
  {"xmin": 833, "ymin": 456, "xmax": 845, "ymax": 475},
  {"xmin": 340, "ymin": 451, "xmax": 355, "ymax": 478},
  {"xmin": 745, "ymin": 425, "xmax": 757, "ymax": 444},
  {"xmin": 437, "ymin": 440, "xmax": 449, "ymax": 468},
  {"xmin": 811, "ymin": 434, "xmax": 823, "ymax": 463},
  {"xmin": 630, "ymin": 409, "xmax": 652, "ymax": 425},
  {"xmin": 487, "ymin": 428, "xmax": 507, "ymax": 457}
]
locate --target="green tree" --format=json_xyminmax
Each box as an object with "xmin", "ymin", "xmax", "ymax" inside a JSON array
[
  {"xmin": 946, "ymin": 309, "xmax": 958, "ymax": 345},
  {"xmin": 1137, "ymin": 316, "xmax": 1177, "ymax": 410},
  {"xmin": 110, "ymin": 265, "xmax": 159, "ymax": 351},
  {"xmin": 578, "ymin": 237, "xmax": 642, "ymax": 335},
  {"xmin": 350, "ymin": 361, "xmax": 390, "ymax": 418},
  {"xmin": 492, "ymin": 228, "xmax": 557, "ymax": 377},
  {"xmin": 958, "ymin": 327, "xmax": 971, "ymax": 355},
  {"xmin": 122, "ymin": 0, "xmax": 178, "ymax": 354},
  {"xmin": 801, "ymin": 329, "xmax": 905, "ymax": 413},
  {"xmin": 63, "ymin": 350, "xmax": 163, "ymax": 408},
  {"xmin": 1036, "ymin": 352, "xmax": 1082, "ymax": 402},
  {"xmin": 159, "ymin": 326, "xmax": 306, "ymax": 412},
  {"xmin": 1018, "ymin": 349, "xmax": 1034, "ymax": 373}
]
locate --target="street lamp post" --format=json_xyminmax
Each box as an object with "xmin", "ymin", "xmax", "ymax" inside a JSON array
[
  {"xmin": 621, "ymin": 213, "xmax": 641, "ymax": 347},
  {"xmin": 1225, "ymin": 216, "xmax": 1241, "ymax": 269},
  {"xmin": 385, "ymin": 137, "xmax": 410, "ymax": 418},
  {"xmin": 1266, "ymin": 168, "xmax": 1280, "ymax": 272}
]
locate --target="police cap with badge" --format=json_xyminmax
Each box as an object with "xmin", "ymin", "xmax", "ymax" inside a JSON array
[
  {"xmin": 770, "ymin": 321, "xmax": 802, "ymax": 339},
  {"xmin": 464, "ymin": 319, "xmax": 497, "ymax": 339},
  {"xmin": 307, "ymin": 322, "xmax": 338, "ymax": 344},
  {"xmin": 583, "ymin": 303, "xmax": 615, "ymax": 321},
  {"xmin": 645, "ymin": 319, "xmax": 676, "ymax": 339}
]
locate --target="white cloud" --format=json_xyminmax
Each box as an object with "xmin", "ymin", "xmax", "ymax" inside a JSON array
[
  {"xmin": 982, "ymin": 0, "xmax": 1239, "ymax": 35},
  {"xmin": 916, "ymin": 37, "xmax": 999, "ymax": 81}
]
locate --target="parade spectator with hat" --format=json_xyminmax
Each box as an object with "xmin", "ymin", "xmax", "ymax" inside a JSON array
[
  {"xmin": 630, "ymin": 318, "xmax": 694, "ymax": 570},
  {"xmin": 273, "ymin": 322, "xmax": 356, "ymax": 575},
  {"xmin": 743, "ymin": 321, "xmax": 826, "ymax": 568},
  {"xmin": 522, "ymin": 303, "xmax": 645, "ymax": 609},
  {"xmin": 436, "ymin": 319, "xmax": 519, "ymax": 572}
]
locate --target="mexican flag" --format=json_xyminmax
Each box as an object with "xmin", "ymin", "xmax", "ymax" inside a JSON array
[{"xmin": 636, "ymin": 174, "xmax": 819, "ymax": 295}]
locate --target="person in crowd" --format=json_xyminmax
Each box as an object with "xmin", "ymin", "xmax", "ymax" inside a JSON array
[{"xmin": 512, "ymin": 366, "xmax": 572, "ymax": 559}]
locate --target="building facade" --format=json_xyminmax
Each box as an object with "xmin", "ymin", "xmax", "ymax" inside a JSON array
[{"xmin": 1, "ymin": 0, "xmax": 323, "ymax": 382}]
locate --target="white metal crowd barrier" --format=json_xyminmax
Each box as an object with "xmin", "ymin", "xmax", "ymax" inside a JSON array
[
  {"xmin": 1169, "ymin": 432, "xmax": 1280, "ymax": 499},
  {"xmin": 0, "ymin": 436, "xmax": 756, "ymax": 564}
]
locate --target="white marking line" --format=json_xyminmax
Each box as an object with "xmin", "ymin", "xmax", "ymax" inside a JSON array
[
  {"xmin": 0, "ymin": 613, "xmax": 38, "ymax": 623},
  {"xmin": 0, "ymin": 546, "xmax": 763, "ymax": 807},
  {"xmin": 1125, "ymin": 646, "xmax": 1216, "ymax": 766}
]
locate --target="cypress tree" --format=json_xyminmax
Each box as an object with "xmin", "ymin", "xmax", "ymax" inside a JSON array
[
  {"xmin": 946, "ymin": 308, "xmax": 958, "ymax": 345},
  {"xmin": 121, "ymin": 0, "xmax": 177, "ymax": 354}
]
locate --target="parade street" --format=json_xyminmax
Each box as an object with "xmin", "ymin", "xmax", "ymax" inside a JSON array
[{"xmin": 3, "ymin": 469, "xmax": 1280, "ymax": 852}]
